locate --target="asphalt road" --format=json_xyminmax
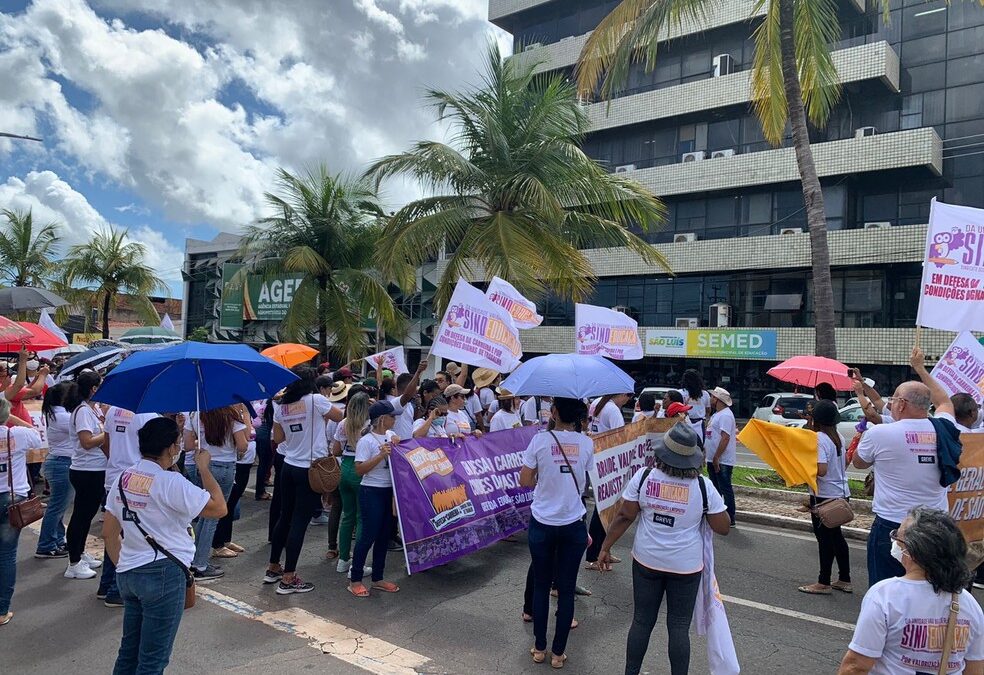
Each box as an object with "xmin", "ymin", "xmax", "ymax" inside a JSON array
[{"xmin": 5, "ymin": 493, "xmax": 884, "ymax": 674}]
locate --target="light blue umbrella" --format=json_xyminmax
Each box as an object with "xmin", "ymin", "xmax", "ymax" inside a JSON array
[{"xmin": 499, "ymin": 354, "xmax": 635, "ymax": 399}]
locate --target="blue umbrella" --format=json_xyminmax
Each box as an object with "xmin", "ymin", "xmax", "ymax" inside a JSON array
[
  {"xmin": 92, "ymin": 342, "xmax": 299, "ymax": 413},
  {"xmin": 59, "ymin": 345, "xmax": 127, "ymax": 380},
  {"xmin": 499, "ymin": 354, "xmax": 636, "ymax": 399}
]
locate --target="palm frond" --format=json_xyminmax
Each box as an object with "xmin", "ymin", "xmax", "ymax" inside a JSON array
[
  {"xmin": 751, "ymin": 0, "xmax": 787, "ymax": 145},
  {"xmin": 793, "ymin": 0, "xmax": 842, "ymax": 128}
]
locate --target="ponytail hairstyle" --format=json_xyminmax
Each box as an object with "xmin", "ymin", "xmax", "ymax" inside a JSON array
[
  {"xmin": 43, "ymin": 381, "xmax": 73, "ymax": 424},
  {"xmin": 344, "ymin": 393, "xmax": 371, "ymax": 442},
  {"xmin": 553, "ymin": 397, "xmax": 589, "ymax": 433},
  {"xmin": 280, "ymin": 366, "xmax": 317, "ymax": 405}
]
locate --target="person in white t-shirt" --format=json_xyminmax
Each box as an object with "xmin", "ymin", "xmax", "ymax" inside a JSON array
[
  {"xmin": 472, "ymin": 368, "xmax": 499, "ymax": 431},
  {"xmin": 798, "ymin": 401, "xmax": 852, "ymax": 596},
  {"xmin": 597, "ymin": 422, "xmax": 729, "ymax": 675},
  {"xmin": 349, "ymin": 400, "xmax": 401, "ymax": 597},
  {"xmin": 840, "ymin": 507, "xmax": 984, "ymax": 675},
  {"xmin": 444, "ymin": 384, "xmax": 482, "ymax": 437},
  {"xmin": 413, "ymin": 396, "xmax": 450, "ymax": 439},
  {"xmin": 35, "ymin": 382, "xmax": 76, "ymax": 559},
  {"xmin": 377, "ymin": 360, "xmax": 427, "ymax": 441},
  {"xmin": 588, "ymin": 394, "xmax": 629, "ymax": 434},
  {"xmin": 211, "ymin": 403, "xmax": 255, "ymax": 558},
  {"xmin": 705, "ymin": 387, "xmax": 737, "ymax": 527},
  {"xmin": 679, "ymin": 369, "xmax": 711, "ymax": 437},
  {"xmin": 103, "ymin": 417, "xmax": 226, "ymax": 675},
  {"xmin": 519, "ymin": 398, "xmax": 594, "ymax": 670},
  {"xmin": 520, "ymin": 396, "xmax": 552, "ymax": 426},
  {"xmin": 854, "ymin": 360, "xmax": 949, "ymax": 588},
  {"xmin": 331, "ymin": 391, "xmax": 371, "ymax": 574},
  {"xmin": 489, "ymin": 388, "xmax": 523, "ymax": 432},
  {"xmin": 631, "ymin": 391, "xmax": 657, "ymax": 424}
]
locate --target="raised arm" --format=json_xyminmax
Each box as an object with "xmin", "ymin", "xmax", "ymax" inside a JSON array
[
  {"xmin": 3, "ymin": 348, "xmax": 27, "ymax": 401},
  {"xmin": 909, "ymin": 346, "xmax": 954, "ymax": 418},
  {"xmin": 455, "ymin": 364, "xmax": 468, "ymax": 387},
  {"xmin": 400, "ymin": 360, "xmax": 428, "ymax": 407}
]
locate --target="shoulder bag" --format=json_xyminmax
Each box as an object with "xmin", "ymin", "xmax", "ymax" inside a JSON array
[
  {"xmin": 116, "ymin": 477, "xmax": 196, "ymax": 609},
  {"xmin": 5, "ymin": 429, "xmax": 45, "ymax": 529},
  {"xmin": 938, "ymin": 592, "xmax": 960, "ymax": 675},
  {"xmin": 813, "ymin": 435, "xmax": 855, "ymax": 528},
  {"xmin": 308, "ymin": 400, "xmax": 341, "ymax": 494}
]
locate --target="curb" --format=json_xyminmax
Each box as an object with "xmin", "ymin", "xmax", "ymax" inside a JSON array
[
  {"xmin": 736, "ymin": 510, "xmax": 871, "ymax": 542},
  {"xmin": 733, "ymin": 484, "xmax": 873, "ymax": 512}
]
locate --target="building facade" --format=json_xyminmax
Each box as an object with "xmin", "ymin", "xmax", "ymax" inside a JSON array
[{"xmin": 484, "ymin": 0, "xmax": 984, "ymax": 414}]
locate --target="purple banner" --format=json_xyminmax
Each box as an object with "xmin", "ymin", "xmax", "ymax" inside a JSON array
[{"xmin": 391, "ymin": 426, "xmax": 538, "ymax": 574}]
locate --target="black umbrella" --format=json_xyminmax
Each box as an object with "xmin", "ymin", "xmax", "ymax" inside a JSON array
[{"xmin": 0, "ymin": 287, "xmax": 68, "ymax": 313}]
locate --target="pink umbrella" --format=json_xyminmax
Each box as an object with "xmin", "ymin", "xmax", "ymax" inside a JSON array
[{"xmin": 767, "ymin": 355, "xmax": 854, "ymax": 391}]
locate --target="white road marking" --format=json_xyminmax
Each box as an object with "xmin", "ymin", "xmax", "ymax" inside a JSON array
[
  {"xmin": 721, "ymin": 594, "xmax": 856, "ymax": 632},
  {"xmin": 196, "ymin": 587, "xmax": 431, "ymax": 675},
  {"xmin": 735, "ymin": 523, "xmax": 866, "ymax": 550}
]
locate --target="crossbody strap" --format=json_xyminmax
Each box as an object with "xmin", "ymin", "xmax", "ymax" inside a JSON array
[
  {"xmin": 548, "ymin": 430, "xmax": 581, "ymax": 496},
  {"xmin": 938, "ymin": 592, "xmax": 961, "ymax": 675},
  {"xmin": 696, "ymin": 474, "xmax": 708, "ymax": 514},
  {"xmin": 4, "ymin": 429, "xmax": 12, "ymax": 496},
  {"xmin": 116, "ymin": 476, "xmax": 193, "ymax": 586}
]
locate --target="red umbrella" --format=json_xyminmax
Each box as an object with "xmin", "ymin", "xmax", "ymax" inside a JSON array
[
  {"xmin": 767, "ymin": 355, "xmax": 854, "ymax": 391},
  {"xmin": 0, "ymin": 321, "xmax": 68, "ymax": 352},
  {"xmin": 0, "ymin": 317, "xmax": 33, "ymax": 348}
]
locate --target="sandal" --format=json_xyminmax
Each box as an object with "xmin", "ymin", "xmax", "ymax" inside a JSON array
[
  {"xmin": 256, "ymin": 492, "xmax": 272, "ymax": 501},
  {"xmin": 522, "ymin": 612, "xmax": 532, "ymax": 623},
  {"xmin": 530, "ymin": 647, "xmax": 546, "ymax": 664},
  {"xmin": 831, "ymin": 581, "xmax": 854, "ymax": 593},
  {"xmin": 325, "ymin": 549, "xmax": 339, "ymax": 560},
  {"xmin": 551, "ymin": 653, "xmax": 567, "ymax": 669},
  {"xmin": 348, "ymin": 582, "xmax": 370, "ymax": 598},
  {"xmin": 212, "ymin": 547, "xmax": 238, "ymax": 558},
  {"xmin": 570, "ymin": 619, "xmax": 578, "ymax": 630},
  {"xmin": 371, "ymin": 580, "xmax": 400, "ymax": 593},
  {"xmin": 609, "ymin": 555, "xmax": 622, "ymax": 564},
  {"xmin": 798, "ymin": 583, "xmax": 832, "ymax": 595},
  {"xmin": 226, "ymin": 542, "xmax": 245, "ymax": 553},
  {"xmin": 584, "ymin": 562, "xmax": 601, "ymax": 571}
]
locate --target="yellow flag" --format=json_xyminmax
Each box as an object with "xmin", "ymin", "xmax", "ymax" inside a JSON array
[{"xmin": 737, "ymin": 419, "xmax": 818, "ymax": 493}]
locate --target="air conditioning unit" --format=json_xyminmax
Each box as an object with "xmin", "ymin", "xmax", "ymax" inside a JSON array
[
  {"xmin": 865, "ymin": 221, "xmax": 892, "ymax": 229},
  {"xmin": 675, "ymin": 317, "xmax": 700, "ymax": 328},
  {"xmin": 855, "ymin": 126, "xmax": 877, "ymax": 138},
  {"xmin": 612, "ymin": 305, "xmax": 632, "ymax": 315},
  {"xmin": 615, "ymin": 164, "xmax": 637, "ymax": 174},
  {"xmin": 524, "ymin": 43, "xmax": 542, "ymax": 52},
  {"xmin": 711, "ymin": 148, "xmax": 735, "ymax": 159},
  {"xmin": 673, "ymin": 233, "xmax": 698, "ymax": 243},
  {"xmin": 682, "ymin": 151, "xmax": 706, "ymax": 163},
  {"xmin": 709, "ymin": 303, "xmax": 731, "ymax": 328},
  {"xmin": 780, "ymin": 227, "xmax": 804, "ymax": 235},
  {"xmin": 712, "ymin": 54, "xmax": 735, "ymax": 78}
]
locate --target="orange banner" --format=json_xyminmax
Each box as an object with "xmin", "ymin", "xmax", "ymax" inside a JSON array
[{"xmin": 949, "ymin": 435, "xmax": 984, "ymax": 566}]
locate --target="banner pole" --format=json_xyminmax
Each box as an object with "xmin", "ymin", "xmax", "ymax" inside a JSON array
[{"xmin": 915, "ymin": 325, "xmax": 923, "ymax": 350}]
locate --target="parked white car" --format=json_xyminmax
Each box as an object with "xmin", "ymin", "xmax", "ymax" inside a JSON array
[
  {"xmin": 837, "ymin": 403, "xmax": 867, "ymax": 441},
  {"xmin": 751, "ymin": 393, "xmax": 813, "ymax": 428}
]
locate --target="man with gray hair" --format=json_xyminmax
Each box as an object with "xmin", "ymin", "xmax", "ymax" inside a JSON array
[{"xmin": 854, "ymin": 351, "xmax": 950, "ymax": 587}]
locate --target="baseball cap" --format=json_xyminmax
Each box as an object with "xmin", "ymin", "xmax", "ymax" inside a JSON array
[
  {"xmin": 368, "ymin": 400, "xmax": 396, "ymax": 421},
  {"xmin": 444, "ymin": 384, "xmax": 472, "ymax": 398},
  {"xmin": 665, "ymin": 402, "xmax": 693, "ymax": 418}
]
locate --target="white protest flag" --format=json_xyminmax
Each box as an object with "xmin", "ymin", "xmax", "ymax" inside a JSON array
[
  {"xmin": 485, "ymin": 276, "xmax": 543, "ymax": 330},
  {"xmin": 917, "ymin": 199, "xmax": 984, "ymax": 332},
  {"xmin": 431, "ymin": 278, "xmax": 523, "ymax": 372},
  {"xmin": 39, "ymin": 308, "xmax": 68, "ymax": 343},
  {"xmin": 574, "ymin": 303, "xmax": 643, "ymax": 360},
  {"xmin": 160, "ymin": 313, "xmax": 175, "ymax": 331},
  {"xmin": 693, "ymin": 524, "xmax": 740, "ymax": 675},
  {"xmin": 930, "ymin": 331, "xmax": 984, "ymax": 406},
  {"xmin": 366, "ymin": 346, "xmax": 409, "ymax": 374}
]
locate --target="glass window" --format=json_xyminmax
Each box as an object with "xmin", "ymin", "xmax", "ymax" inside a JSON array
[
  {"xmin": 902, "ymin": 2, "xmax": 948, "ymax": 40},
  {"xmin": 741, "ymin": 193, "xmax": 772, "ymax": 225},
  {"xmin": 823, "ymin": 185, "xmax": 847, "ymax": 230},
  {"xmin": 861, "ymin": 192, "xmax": 898, "ymax": 224},
  {"xmin": 900, "ymin": 34, "xmax": 946, "ymax": 66},
  {"xmin": 948, "ymin": 26, "xmax": 984, "ymax": 59},
  {"xmin": 923, "ymin": 90, "xmax": 945, "ymax": 125},
  {"xmin": 707, "ymin": 119, "xmax": 741, "ymax": 151},
  {"xmin": 946, "ymin": 83, "xmax": 984, "ymax": 123},
  {"xmin": 681, "ymin": 50, "xmax": 710, "ymax": 82},
  {"xmin": 948, "ymin": 2, "xmax": 984, "ymax": 30},
  {"xmin": 907, "ymin": 62, "xmax": 946, "ymax": 93},
  {"xmin": 655, "ymin": 54, "xmax": 682, "ymax": 85},
  {"xmin": 947, "ymin": 55, "xmax": 984, "ymax": 88},
  {"xmin": 844, "ymin": 276, "xmax": 883, "ymax": 312}
]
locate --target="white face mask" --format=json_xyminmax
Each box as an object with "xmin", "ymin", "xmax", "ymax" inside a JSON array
[
  {"xmin": 890, "ymin": 539, "xmax": 906, "ymax": 563},
  {"xmin": 26, "ymin": 360, "xmax": 39, "ymax": 371},
  {"xmin": 169, "ymin": 446, "xmax": 181, "ymax": 468}
]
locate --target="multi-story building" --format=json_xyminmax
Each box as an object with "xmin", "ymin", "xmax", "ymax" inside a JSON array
[{"xmin": 487, "ymin": 0, "xmax": 984, "ymax": 414}]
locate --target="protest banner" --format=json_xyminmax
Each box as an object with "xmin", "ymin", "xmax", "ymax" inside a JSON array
[
  {"xmin": 931, "ymin": 331, "xmax": 984, "ymax": 406},
  {"xmin": 485, "ymin": 276, "xmax": 543, "ymax": 329},
  {"xmin": 917, "ymin": 199, "xmax": 984, "ymax": 332},
  {"xmin": 365, "ymin": 347, "xmax": 408, "ymax": 374},
  {"xmin": 575, "ymin": 304, "xmax": 643, "ymax": 360},
  {"xmin": 948, "ymin": 435, "xmax": 984, "ymax": 567},
  {"xmin": 431, "ymin": 278, "xmax": 523, "ymax": 372},
  {"xmin": 391, "ymin": 426, "xmax": 537, "ymax": 574},
  {"xmin": 589, "ymin": 417, "xmax": 675, "ymax": 529}
]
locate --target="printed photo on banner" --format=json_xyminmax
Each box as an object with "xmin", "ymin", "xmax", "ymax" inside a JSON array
[
  {"xmin": 430, "ymin": 278, "xmax": 523, "ymax": 372},
  {"xmin": 485, "ymin": 276, "xmax": 543, "ymax": 330},
  {"xmin": 575, "ymin": 303, "xmax": 643, "ymax": 361},
  {"xmin": 365, "ymin": 347, "xmax": 408, "ymax": 374},
  {"xmin": 931, "ymin": 332, "xmax": 984, "ymax": 406},
  {"xmin": 917, "ymin": 199, "xmax": 984, "ymax": 332}
]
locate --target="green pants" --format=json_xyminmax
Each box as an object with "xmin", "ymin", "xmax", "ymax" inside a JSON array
[{"xmin": 338, "ymin": 456, "xmax": 363, "ymax": 562}]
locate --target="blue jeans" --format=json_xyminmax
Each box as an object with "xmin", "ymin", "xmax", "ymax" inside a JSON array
[
  {"xmin": 1, "ymin": 492, "xmax": 23, "ymax": 615},
  {"xmin": 707, "ymin": 462, "xmax": 736, "ymax": 524},
  {"xmin": 867, "ymin": 515, "xmax": 904, "ymax": 587},
  {"xmin": 99, "ymin": 489, "xmax": 119, "ymax": 600},
  {"xmin": 113, "ymin": 558, "xmax": 187, "ymax": 675},
  {"xmin": 190, "ymin": 461, "xmax": 235, "ymax": 570},
  {"xmin": 351, "ymin": 485, "xmax": 393, "ymax": 584},
  {"xmin": 37, "ymin": 454, "xmax": 73, "ymax": 553},
  {"xmin": 528, "ymin": 517, "xmax": 587, "ymax": 656}
]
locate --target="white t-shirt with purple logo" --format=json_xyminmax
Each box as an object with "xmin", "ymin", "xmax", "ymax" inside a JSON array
[{"xmin": 522, "ymin": 430, "xmax": 594, "ymax": 526}]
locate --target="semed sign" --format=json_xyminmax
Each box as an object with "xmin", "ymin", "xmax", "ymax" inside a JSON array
[{"xmin": 645, "ymin": 328, "xmax": 777, "ymax": 360}]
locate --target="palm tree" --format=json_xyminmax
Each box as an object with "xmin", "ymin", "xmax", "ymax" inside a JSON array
[
  {"xmin": 0, "ymin": 209, "xmax": 61, "ymax": 287},
  {"xmin": 237, "ymin": 166, "xmax": 404, "ymax": 359},
  {"xmin": 366, "ymin": 41, "xmax": 670, "ymax": 314},
  {"xmin": 62, "ymin": 228, "xmax": 166, "ymax": 338},
  {"xmin": 576, "ymin": 0, "xmax": 906, "ymax": 358}
]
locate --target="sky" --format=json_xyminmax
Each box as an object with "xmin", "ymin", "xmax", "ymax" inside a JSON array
[{"xmin": 0, "ymin": 0, "xmax": 510, "ymax": 297}]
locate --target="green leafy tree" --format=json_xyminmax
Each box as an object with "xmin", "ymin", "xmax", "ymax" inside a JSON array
[
  {"xmin": 0, "ymin": 209, "xmax": 61, "ymax": 287},
  {"xmin": 366, "ymin": 41, "xmax": 670, "ymax": 313},
  {"xmin": 238, "ymin": 166, "xmax": 404, "ymax": 359},
  {"xmin": 62, "ymin": 228, "xmax": 166, "ymax": 338},
  {"xmin": 188, "ymin": 326, "xmax": 210, "ymax": 343}
]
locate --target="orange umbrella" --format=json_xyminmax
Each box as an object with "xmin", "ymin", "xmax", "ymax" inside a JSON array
[{"xmin": 261, "ymin": 343, "xmax": 318, "ymax": 368}]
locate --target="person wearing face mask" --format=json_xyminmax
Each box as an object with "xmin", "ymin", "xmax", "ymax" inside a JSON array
[
  {"xmin": 103, "ymin": 417, "xmax": 227, "ymax": 675},
  {"xmin": 413, "ymin": 396, "xmax": 450, "ymax": 439},
  {"xmin": 839, "ymin": 508, "xmax": 984, "ymax": 675},
  {"xmin": 705, "ymin": 387, "xmax": 737, "ymax": 527}
]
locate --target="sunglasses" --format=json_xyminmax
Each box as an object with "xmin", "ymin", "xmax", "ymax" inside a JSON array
[{"xmin": 889, "ymin": 529, "xmax": 905, "ymax": 545}]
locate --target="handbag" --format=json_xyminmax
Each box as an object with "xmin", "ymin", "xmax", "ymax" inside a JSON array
[
  {"xmin": 863, "ymin": 471, "xmax": 875, "ymax": 497},
  {"xmin": 4, "ymin": 429, "xmax": 45, "ymax": 529},
  {"xmin": 813, "ymin": 497, "xmax": 854, "ymax": 528},
  {"xmin": 938, "ymin": 592, "xmax": 960, "ymax": 675},
  {"xmin": 116, "ymin": 478, "xmax": 196, "ymax": 609},
  {"xmin": 308, "ymin": 401, "xmax": 341, "ymax": 494}
]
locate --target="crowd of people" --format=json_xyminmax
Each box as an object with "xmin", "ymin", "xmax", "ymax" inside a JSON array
[{"xmin": 2, "ymin": 344, "xmax": 984, "ymax": 674}]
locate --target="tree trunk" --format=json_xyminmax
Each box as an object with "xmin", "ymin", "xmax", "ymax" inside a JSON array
[
  {"xmin": 778, "ymin": 0, "xmax": 837, "ymax": 359},
  {"xmin": 318, "ymin": 277, "xmax": 328, "ymax": 360},
  {"xmin": 101, "ymin": 290, "xmax": 112, "ymax": 338}
]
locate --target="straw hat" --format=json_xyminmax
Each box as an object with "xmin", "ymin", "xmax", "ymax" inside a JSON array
[
  {"xmin": 328, "ymin": 381, "xmax": 350, "ymax": 402},
  {"xmin": 496, "ymin": 386, "xmax": 516, "ymax": 400},
  {"xmin": 473, "ymin": 368, "xmax": 498, "ymax": 390},
  {"xmin": 709, "ymin": 386, "xmax": 733, "ymax": 407}
]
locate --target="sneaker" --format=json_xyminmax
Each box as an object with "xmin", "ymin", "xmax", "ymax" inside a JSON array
[
  {"xmin": 973, "ymin": 582, "xmax": 984, "ymax": 590},
  {"xmin": 34, "ymin": 547, "xmax": 69, "ymax": 559},
  {"xmin": 347, "ymin": 565, "xmax": 371, "ymax": 580},
  {"xmin": 388, "ymin": 539, "xmax": 404, "ymax": 552},
  {"xmin": 103, "ymin": 595, "xmax": 124, "ymax": 608},
  {"xmin": 310, "ymin": 514, "xmax": 330, "ymax": 526},
  {"xmin": 336, "ymin": 558, "xmax": 351, "ymax": 574},
  {"xmin": 276, "ymin": 576, "xmax": 315, "ymax": 595},
  {"xmin": 81, "ymin": 552, "xmax": 103, "ymax": 569},
  {"xmin": 263, "ymin": 569, "xmax": 284, "ymax": 584},
  {"xmin": 193, "ymin": 565, "xmax": 224, "ymax": 582},
  {"xmin": 65, "ymin": 561, "xmax": 97, "ymax": 580},
  {"xmin": 96, "ymin": 590, "xmax": 108, "ymax": 600}
]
